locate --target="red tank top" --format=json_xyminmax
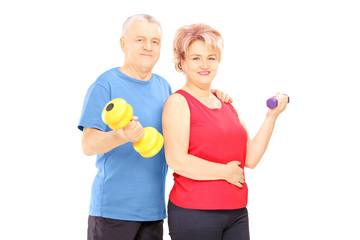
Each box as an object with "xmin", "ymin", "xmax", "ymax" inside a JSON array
[{"xmin": 169, "ymin": 90, "xmax": 248, "ymax": 210}]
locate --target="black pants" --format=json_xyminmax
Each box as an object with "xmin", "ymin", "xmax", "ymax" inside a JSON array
[
  {"xmin": 168, "ymin": 201, "xmax": 250, "ymax": 240},
  {"xmin": 88, "ymin": 215, "xmax": 163, "ymax": 240}
]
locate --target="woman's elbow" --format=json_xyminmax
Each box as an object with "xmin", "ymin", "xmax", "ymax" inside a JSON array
[
  {"xmin": 245, "ymin": 161, "xmax": 257, "ymax": 169},
  {"xmin": 245, "ymin": 157, "xmax": 259, "ymax": 169},
  {"xmin": 165, "ymin": 154, "xmax": 183, "ymax": 173},
  {"xmin": 166, "ymin": 159, "xmax": 181, "ymax": 173},
  {"xmin": 245, "ymin": 151, "xmax": 261, "ymax": 169}
]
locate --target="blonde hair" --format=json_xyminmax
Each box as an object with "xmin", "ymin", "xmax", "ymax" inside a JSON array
[
  {"xmin": 173, "ymin": 23, "xmax": 224, "ymax": 72},
  {"xmin": 122, "ymin": 14, "xmax": 162, "ymax": 37}
]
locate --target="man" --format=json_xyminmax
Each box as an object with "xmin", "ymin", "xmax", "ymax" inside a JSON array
[{"xmin": 78, "ymin": 14, "xmax": 233, "ymax": 240}]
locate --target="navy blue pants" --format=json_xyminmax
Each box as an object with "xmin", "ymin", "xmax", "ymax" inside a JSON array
[
  {"xmin": 87, "ymin": 215, "xmax": 163, "ymax": 240},
  {"xmin": 167, "ymin": 201, "xmax": 250, "ymax": 240}
]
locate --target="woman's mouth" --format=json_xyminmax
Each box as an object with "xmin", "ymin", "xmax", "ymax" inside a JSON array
[{"xmin": 198, "ymin": 71, "xmax": 210, "ymax": 76}]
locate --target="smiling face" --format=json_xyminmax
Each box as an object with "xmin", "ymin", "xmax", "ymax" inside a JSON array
[
  {"xmin": 120, "ymin": 20, "xmax": 162, "ymax": 72},
  {"xmin": 181, "ymin": 40, "xmax": 220, "ymax": 89}
]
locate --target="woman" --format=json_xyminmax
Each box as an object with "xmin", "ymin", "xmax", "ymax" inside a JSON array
[{"xmin": 162, "ymin": 24, "xmax": 288, "ymax": 240}]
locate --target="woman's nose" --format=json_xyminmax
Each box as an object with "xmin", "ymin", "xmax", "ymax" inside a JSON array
[{"xmin": 200, "ymin": 60, "xmax": 208, "ymax": 69}]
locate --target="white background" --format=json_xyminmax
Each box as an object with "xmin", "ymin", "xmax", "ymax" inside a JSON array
[{"xmin": 1, "ymin": 0, "xmax": 359, "ymax": 239}]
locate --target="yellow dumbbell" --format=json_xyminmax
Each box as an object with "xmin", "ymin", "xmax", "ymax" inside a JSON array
[{"xmin": 101, "ymin": 98, "xmax": 164, "ymax": 158}]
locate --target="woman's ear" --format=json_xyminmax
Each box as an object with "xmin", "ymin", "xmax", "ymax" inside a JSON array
[{"xmin": 179, "ymin": 59, "xmax": 184, "ymax": 72}]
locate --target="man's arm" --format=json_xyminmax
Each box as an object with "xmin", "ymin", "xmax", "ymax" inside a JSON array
[{"xmin": 82, "ymin": 117, "xmax": 144, "ymax": 156}]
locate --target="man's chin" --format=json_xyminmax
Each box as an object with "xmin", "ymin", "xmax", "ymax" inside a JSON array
[{"xmin": 139, "ymin": 61, "xmax": 157, "ymax": 69}]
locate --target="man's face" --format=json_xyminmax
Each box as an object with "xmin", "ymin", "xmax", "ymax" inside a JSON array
[{"xmin": 121, "ymin": 20, "xmax": 162, "ymax": 70}]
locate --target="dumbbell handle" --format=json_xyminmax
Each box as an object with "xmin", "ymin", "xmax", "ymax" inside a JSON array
[
  {"xmin": 267, "ymin": 94, "xmax": 290, "ymax": 109},
  {"xmin": 102, "ymin": 98, "xmax": 164, "ymax": 158}
]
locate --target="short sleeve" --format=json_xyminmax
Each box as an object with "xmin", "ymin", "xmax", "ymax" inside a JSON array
[{"xmin": 78, "ymin": 82, "xmax": 110, "ymax": 132}]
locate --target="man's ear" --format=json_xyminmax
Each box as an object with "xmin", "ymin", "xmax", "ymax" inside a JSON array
[{"xmin": 120, "ymin": 37, "xmax": 125, "ymax": 52}]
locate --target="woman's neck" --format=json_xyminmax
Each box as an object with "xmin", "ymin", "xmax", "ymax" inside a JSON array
[
  {"xmin": 182, "ymin": 82, "xmax": 221, "ymax": 109},
  {"xmin": 183, "ymin": 82, "xmax": 211, "ymax": 98}
]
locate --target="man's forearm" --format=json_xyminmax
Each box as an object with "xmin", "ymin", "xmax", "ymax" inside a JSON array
[{"xmin": 82, "ymin": 128, "xmax": 128, "ymax": 156}]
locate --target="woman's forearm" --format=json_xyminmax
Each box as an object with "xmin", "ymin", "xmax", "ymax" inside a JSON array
[
  {"xmin": 245, "ymin": 115, "xmax": 277, "ymax": 169},
  {"xmin": 168, "ymin": 153, "xmax": 228, "ymax": 181},
  {"xmin": 165, "ymin": 151, "xmax": 244, "ymax": 188}
]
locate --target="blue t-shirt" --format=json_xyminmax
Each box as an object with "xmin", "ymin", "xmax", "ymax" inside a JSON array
[{"xmin": 78, "ymin": 67, "xmax": 172, "ymax": 221}]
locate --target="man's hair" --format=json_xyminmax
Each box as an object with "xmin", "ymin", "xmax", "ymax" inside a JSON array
[{"xmin": 122, "ymin": 14, "xmax": 162, "ymax": 37}]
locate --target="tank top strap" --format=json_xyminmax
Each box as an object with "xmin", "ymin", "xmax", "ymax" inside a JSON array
[
  {"xmin": 174, "ymin": 89, "xmax": 223, "ymax": 112},
  {"xmin": 175, "ymin": 89, "xmax": 202, "ymax": 111},
  {"xmin": 175, "ymin": 89, "xmax": 195, "ymax": 103}
]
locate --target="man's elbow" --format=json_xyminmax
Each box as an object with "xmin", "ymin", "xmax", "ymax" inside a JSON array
[{"xmin": 82, "ymin": 141, "xmax": 95, "ymax": 156}]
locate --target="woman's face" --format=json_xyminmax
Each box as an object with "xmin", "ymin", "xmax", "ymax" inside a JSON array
[{"xmin": 181, "ymin": 40, "xmax": 220, "ymax": 89}]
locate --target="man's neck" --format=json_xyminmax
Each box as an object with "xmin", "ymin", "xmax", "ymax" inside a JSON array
[{"xmin": 119, "ymin": 64, "xmax": 152, "ymax": 81}]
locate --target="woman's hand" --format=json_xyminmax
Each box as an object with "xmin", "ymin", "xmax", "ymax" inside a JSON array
[
  {"xmin": 267, "ymin": 93, "xmax": 289, "ymax": 118},
  {"xmin": 224, "ymin": 161, "xmax": 245, "ymax": 188}
]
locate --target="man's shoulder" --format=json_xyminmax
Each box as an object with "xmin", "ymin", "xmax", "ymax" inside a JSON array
[
  {"xmin": 92, "ymin": 67, "xmax": 119, "ymax": 85},
  {"xmin": 152, "ymin": 73, "xmax": 170, "ymax": 85},
  {"xmin": 97, "ymin": 67, "xmax": 118, "ymax": 80}
]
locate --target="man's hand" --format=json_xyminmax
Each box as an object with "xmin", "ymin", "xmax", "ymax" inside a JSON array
[
  {"xmin": 211, "ymin": 89, "xmax": 233, "ymax": 103},
  {"xmin": 117, "ymin": 116, "xmax": 144, "ymax": 142}
]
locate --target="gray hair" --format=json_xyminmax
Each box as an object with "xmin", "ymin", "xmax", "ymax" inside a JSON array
[{"xmin": 122, "ymin": 14, "xmax": 162, "ymax": 37}]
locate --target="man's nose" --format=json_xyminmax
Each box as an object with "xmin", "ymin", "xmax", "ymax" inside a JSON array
[{"xmin": 143, "ymin": 41, "xmax": 152, "ymax": 51}]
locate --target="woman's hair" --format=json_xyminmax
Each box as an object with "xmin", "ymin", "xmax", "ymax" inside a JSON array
[
  {"xmin": 173, "ymin": 23, "xmax": 224, "ymax": 72},
  {"xmin": 122, "ymin": 14, "xmax": 162, "ymax": 37}
]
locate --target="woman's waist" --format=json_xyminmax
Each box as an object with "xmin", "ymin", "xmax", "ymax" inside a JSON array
[
  {"xmin": 170, "ymin": 177, "xmax": 248, "ymax": 209},
  {"xmin": 171, "ymin": 175, "xmax": 248, "ymax": 197}
]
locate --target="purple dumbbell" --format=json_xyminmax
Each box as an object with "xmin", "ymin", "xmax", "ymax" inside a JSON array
[{"xmin": 267, "ymin": 95, "xmax": 290, "ymax": 109}]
